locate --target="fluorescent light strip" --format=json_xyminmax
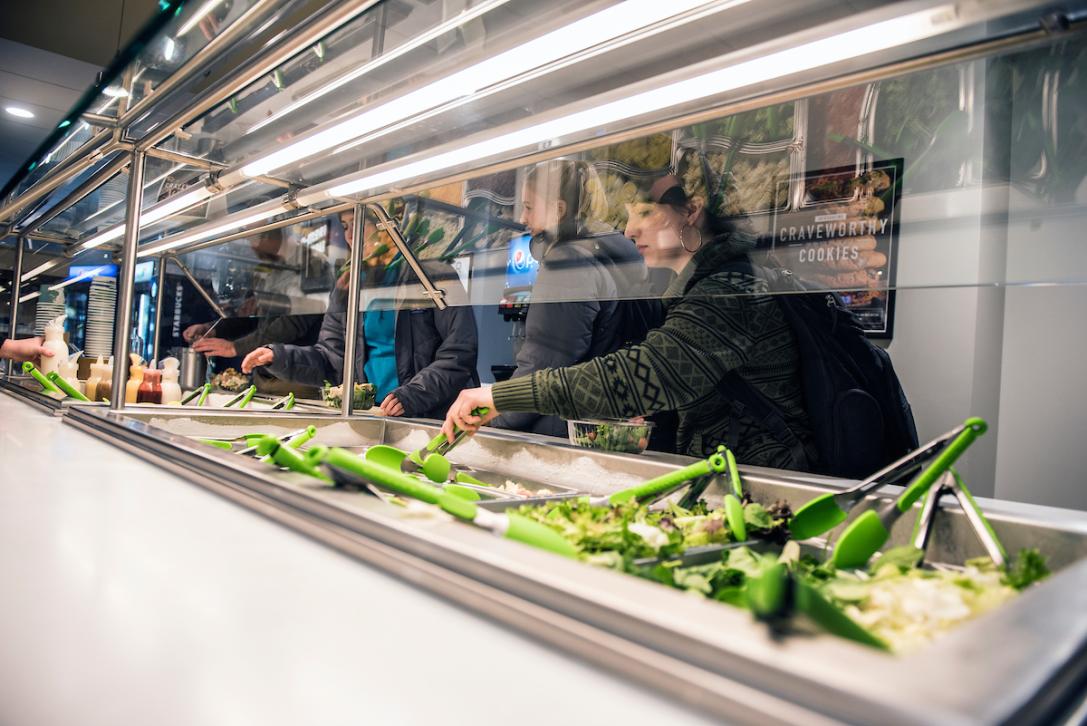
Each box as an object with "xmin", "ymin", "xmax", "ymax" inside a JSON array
[
  {"xmin": 19, "ymin": 291, "xmax": 40, "ymax": 303},
  {"xmin": 20, "ymin": 261, "xmax": 60, "ymax": 283},
  {"xmin": 242, "ymin": 0, "xmax": 723, "ymax": 177},
  {"xmin": 85, "ymin": 164, "xmax": 185, "ymax": 223},
  {"xmin": 137, "ymin": 208, "xmax": 285, "ymax": 258},
  {"xmin": 246, "ymin": 0, "xmax": 514, "ymax": 136},
  {"xmin": 81, "ymin": 186, "xmax": 213, "ymax": 251},
  {"xmin": 49, "ymin": 265, "xmax": 107, "ymax": 292},
  {"xmin": 330, "ymin": 5, "xmax": 951, "ymax": 198},
  {"xmin": 177, "ymin": 0, "xmax": 225, "ymax": 37}
]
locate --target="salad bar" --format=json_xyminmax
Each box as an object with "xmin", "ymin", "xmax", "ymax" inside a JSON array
[{"xmin": 64, "ymin": 404, "xmax": 1087, "ymax": 724}]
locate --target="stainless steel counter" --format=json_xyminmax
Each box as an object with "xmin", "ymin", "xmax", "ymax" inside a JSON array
[
  {"xmin": 0, "ymin": 394, "xmax": 716, "ymax": 726},
  {"xmin": 55, "ymin": 404, "xmax": 1087, "ymax": 725}
]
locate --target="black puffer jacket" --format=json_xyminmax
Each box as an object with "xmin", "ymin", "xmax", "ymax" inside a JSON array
[{"xmin": 264, "ymin": 261, "xmax": 478, "ymax": 419}]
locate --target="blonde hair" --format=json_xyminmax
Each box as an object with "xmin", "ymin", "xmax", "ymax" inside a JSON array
[{"xmin": 524, "ymin": 159, "xmax": 608, "ymax": 238}]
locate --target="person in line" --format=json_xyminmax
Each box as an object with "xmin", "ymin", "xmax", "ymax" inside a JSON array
[
  {"xmin": 183, "ymin": 227, "xmax": 330, "ymax": 362},
  {"xmin": 241, "ymin": 208, "xmax": 478, "ymax": 418},
  {"xmin": 0, "ymin": 337, "xmax": 52, "ymax": 364},
  {"xmin": 490, "ymin": 159, "xmax": 661, "ymax": 438},
  {"xmin": 443, "ymin": 172, "xmax": 816, "ymax": 470}
]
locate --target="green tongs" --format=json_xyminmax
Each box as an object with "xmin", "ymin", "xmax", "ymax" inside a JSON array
[
  {"xmin": 789, "ymin": 417, "xmax": 988, "ymax": 541},
  {"xmin": 911, "ymin": 468, "xmax": 1007, "ymax": 568},
  {"xmin": 829, "ymin": 418, "xmax": 988, "ymax": 569}
]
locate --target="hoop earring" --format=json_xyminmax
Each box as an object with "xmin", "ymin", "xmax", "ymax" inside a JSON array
[{"xmin": 680, "ymin": 224, "xmax": 703, "ymax": 253}]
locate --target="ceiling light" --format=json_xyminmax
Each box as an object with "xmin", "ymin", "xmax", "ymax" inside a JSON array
[
  {"xmin": 5, "ymin": 106, "xmax": 34, "ymax": 119},
  {"xmin": 177, "ymin": 0, "xmax": 224, "ymax": 37},
  {"xmin": 327, "ymin": 4, "xmax": 956, "ymax": 199},
  {"xmin": 245, "ymin": 0, "xmax": 516, "ymax": 136},
  {"xmin": 164, "ymin": 36, "xmax": 177, "ymax": 61},
  {"xmin": 137, "ymin": 207, "xmax": 287, "ymax": 257},
  {"xmin": 20, "ymin": 261, "xmax": 61, "ymax": 284},
  {"xmin": 241, "ymin": 0, "xmax": 735, "ymax": 177},
  {"xmin": 80, "ymin": 186, "xmax": 214, "ymax": 251},
  {"xmin": 102, "ymin": 86, "xmax": 130, "ymax": 98},
  {"xmin": 49, "ymin": 266, "xmax": 107, "ymax": 292}
]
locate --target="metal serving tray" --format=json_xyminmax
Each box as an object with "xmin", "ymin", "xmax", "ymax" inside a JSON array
[
  {"xmin": 0, "ymin": 376, "xmax": 329, "ymax": 416},
  {"xmin": 64, "ymin": 405, "xmax": 1087, "ymax": 725}
]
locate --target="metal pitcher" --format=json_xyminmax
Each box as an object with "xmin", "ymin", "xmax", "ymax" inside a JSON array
[{"xmin": 179, "ymin": 347, "xmax": 208, "ymax": 390}]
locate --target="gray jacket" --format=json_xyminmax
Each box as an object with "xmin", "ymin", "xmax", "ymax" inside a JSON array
[
  {"xmin": 265, "ymin": 261, "xmax": 478, "ymax": 419},
  {"xmin": 492, "ymin": 231, "xmax": 657, "ymax": 437}
]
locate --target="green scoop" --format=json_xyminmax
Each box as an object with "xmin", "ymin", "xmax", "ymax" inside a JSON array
[{"xmin": 309, "ymin": 446, "xmax": 577, "ymax": 559}]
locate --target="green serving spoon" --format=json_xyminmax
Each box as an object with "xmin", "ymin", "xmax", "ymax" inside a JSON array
[
  {"xmin": 746, "ymin": 562, "xmax": 888, "ymax": 650},
  {"xmin": 255, "ymin": 436, "xmax": 331, "ymax": 482},
  {"xmin": 367, "ymin": 407, "xmax": 491, "ymax": 484},
  {"xmin": 180, "ymin": 383, "xmax": 211, "ymax": 406},
  {"xmin": 21, "ymin": 362, "xmax": 62, "ymax": 394},
  {"xmin": 223, "ymin": 385, "xmax": 256, "ymax": 408},
  {"xmin": 830, "ymin": 418, "xmax": 987, "ymax": 569},
  {"xmin": 600, "ymin": 447, "xmax": 729, "ymax": 506},
  {"xmin": 270, "ymin": 392, "xmax": 295, "ymax": 410},
  {"xmin": 789, "ymin": 418, "xmax": 988, "ymax": 540},
  {"xmin": 259, "ymin": 425, "xmax": 317, "ymax": 464},
  {"xmin": 722, "ymin": 448, "xmax": 746, "ymax": 542},
  {"xmin": 45, "ymin": 371, "xmax": 91, "ymax": 401},
  {"xmin": 309, "ymin": 446, "xmax": 577, "ymax": 558}
]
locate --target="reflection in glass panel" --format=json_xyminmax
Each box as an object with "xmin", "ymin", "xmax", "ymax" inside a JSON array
[
  {"xmin": 158, "ymin": 215, "xmax": 341, "ymax": 404},
  {"xmin": 284, "ymin": 34, "xmax": 1084, "ymax": 510}
]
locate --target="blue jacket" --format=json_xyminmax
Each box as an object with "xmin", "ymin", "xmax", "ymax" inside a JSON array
[{"xmin": 265, "ymin": 261, "xmax": 478, "ymax": 419}]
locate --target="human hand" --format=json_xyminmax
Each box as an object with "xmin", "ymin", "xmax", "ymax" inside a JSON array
[
  {"xmin": 191, "ymin": 337, "xmax": 237, "ymax": 358},
  {"xmin": 241, "ymin": 347, "xmax": 274, "ymax": 374},
  {"xmin": 182, "ymin": 323, "xmax": 211, "ymax": 342},
  {"xmin": 379, "ymin": 393, "xmax": 405, "ymax": 417},
  {"xmin": 441, "ymin": 387, "xmax": 498, "ymax": 443},
  {"xmin": 0, "ymin": 337, "xmax": 51, "ymax": 364}
]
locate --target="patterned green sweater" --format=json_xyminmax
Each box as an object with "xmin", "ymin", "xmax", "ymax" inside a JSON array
[{"xmin": 491, "ymin": 242, "xmax": 815, "ymax": 470}]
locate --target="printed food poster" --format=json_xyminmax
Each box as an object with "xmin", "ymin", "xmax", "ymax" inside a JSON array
[{"xmin": 761, "ymin": 159, "xmax": 903, "ymax": 337}]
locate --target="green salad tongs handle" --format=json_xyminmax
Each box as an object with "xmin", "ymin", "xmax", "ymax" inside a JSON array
[
  {"xmin": 22, "ymin": 362, "xmax": 62, "ymax": 394},
  {"xmin": 45, "ymin": 371, "xmax": 90, "ymax": 401},
  {"xmin": 608, "ymin": 446, "xmax": 728, "ymax": 505}
]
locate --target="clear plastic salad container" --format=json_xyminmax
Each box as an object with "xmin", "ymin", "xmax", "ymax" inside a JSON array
[{"xmin": 567, "ymin": 419, "xmax": 654, "ymax": 454}]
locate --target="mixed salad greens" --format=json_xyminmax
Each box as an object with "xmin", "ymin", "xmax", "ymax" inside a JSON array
[
  {"xmin": 512, "ymin": 497, "xmax": 1049, "ymax": 653},
  {"xmin": 569, "ymin": 420, "xmax": 652, "ymax": 454},
  {"xmin": 512, "ymin": 498, "xmax": 790, "ymax": 567},
  {"xmin": 322, "ymin": 381, "xmax": 376, "ymax": 409}
]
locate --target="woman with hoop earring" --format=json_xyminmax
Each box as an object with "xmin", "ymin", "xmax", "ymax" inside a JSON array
[{"xmin": 443, "ymin": 172, "xmax": 815, "ymax": 471}]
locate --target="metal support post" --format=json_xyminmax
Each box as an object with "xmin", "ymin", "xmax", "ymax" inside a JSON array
[
  {"xmin": 366, "ymin": 203, "xmax": 446, "ymax": 310},
  {"xmin": 151, "ymin": 256, "xmax": 169, "ymax": 365},
  {"xmin": 109, "ymin": 151, "xmax": 146, "ymax": 411},
  {"xmin": 168, "ymin": 254, "xmax": 227, "ymax": 319},
  {"xmin": 341, "ymin": 204, "xmax": 365, "ymax": 417},
  {"xmin": 5, "ymin": 235, "xmax": 26, "ymax": 379}
]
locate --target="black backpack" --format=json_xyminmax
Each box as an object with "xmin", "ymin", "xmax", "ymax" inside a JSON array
[{"xmin": 718, "ymin": 260, "xmax": 919, "ymax": 478}]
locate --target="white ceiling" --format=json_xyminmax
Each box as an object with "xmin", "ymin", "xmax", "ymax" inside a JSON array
[
  {"xmin": 0, "ymin": 39, "xmax": 102, "ymax": 189},
  {"xmin": 0, "ymin": 0, "xmax": 159, "ymax": 191}
]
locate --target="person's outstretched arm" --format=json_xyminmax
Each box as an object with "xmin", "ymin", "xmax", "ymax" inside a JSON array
[{"xmin": 0, "ymin": 337, "xmax": 53, "ymax": 364}]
